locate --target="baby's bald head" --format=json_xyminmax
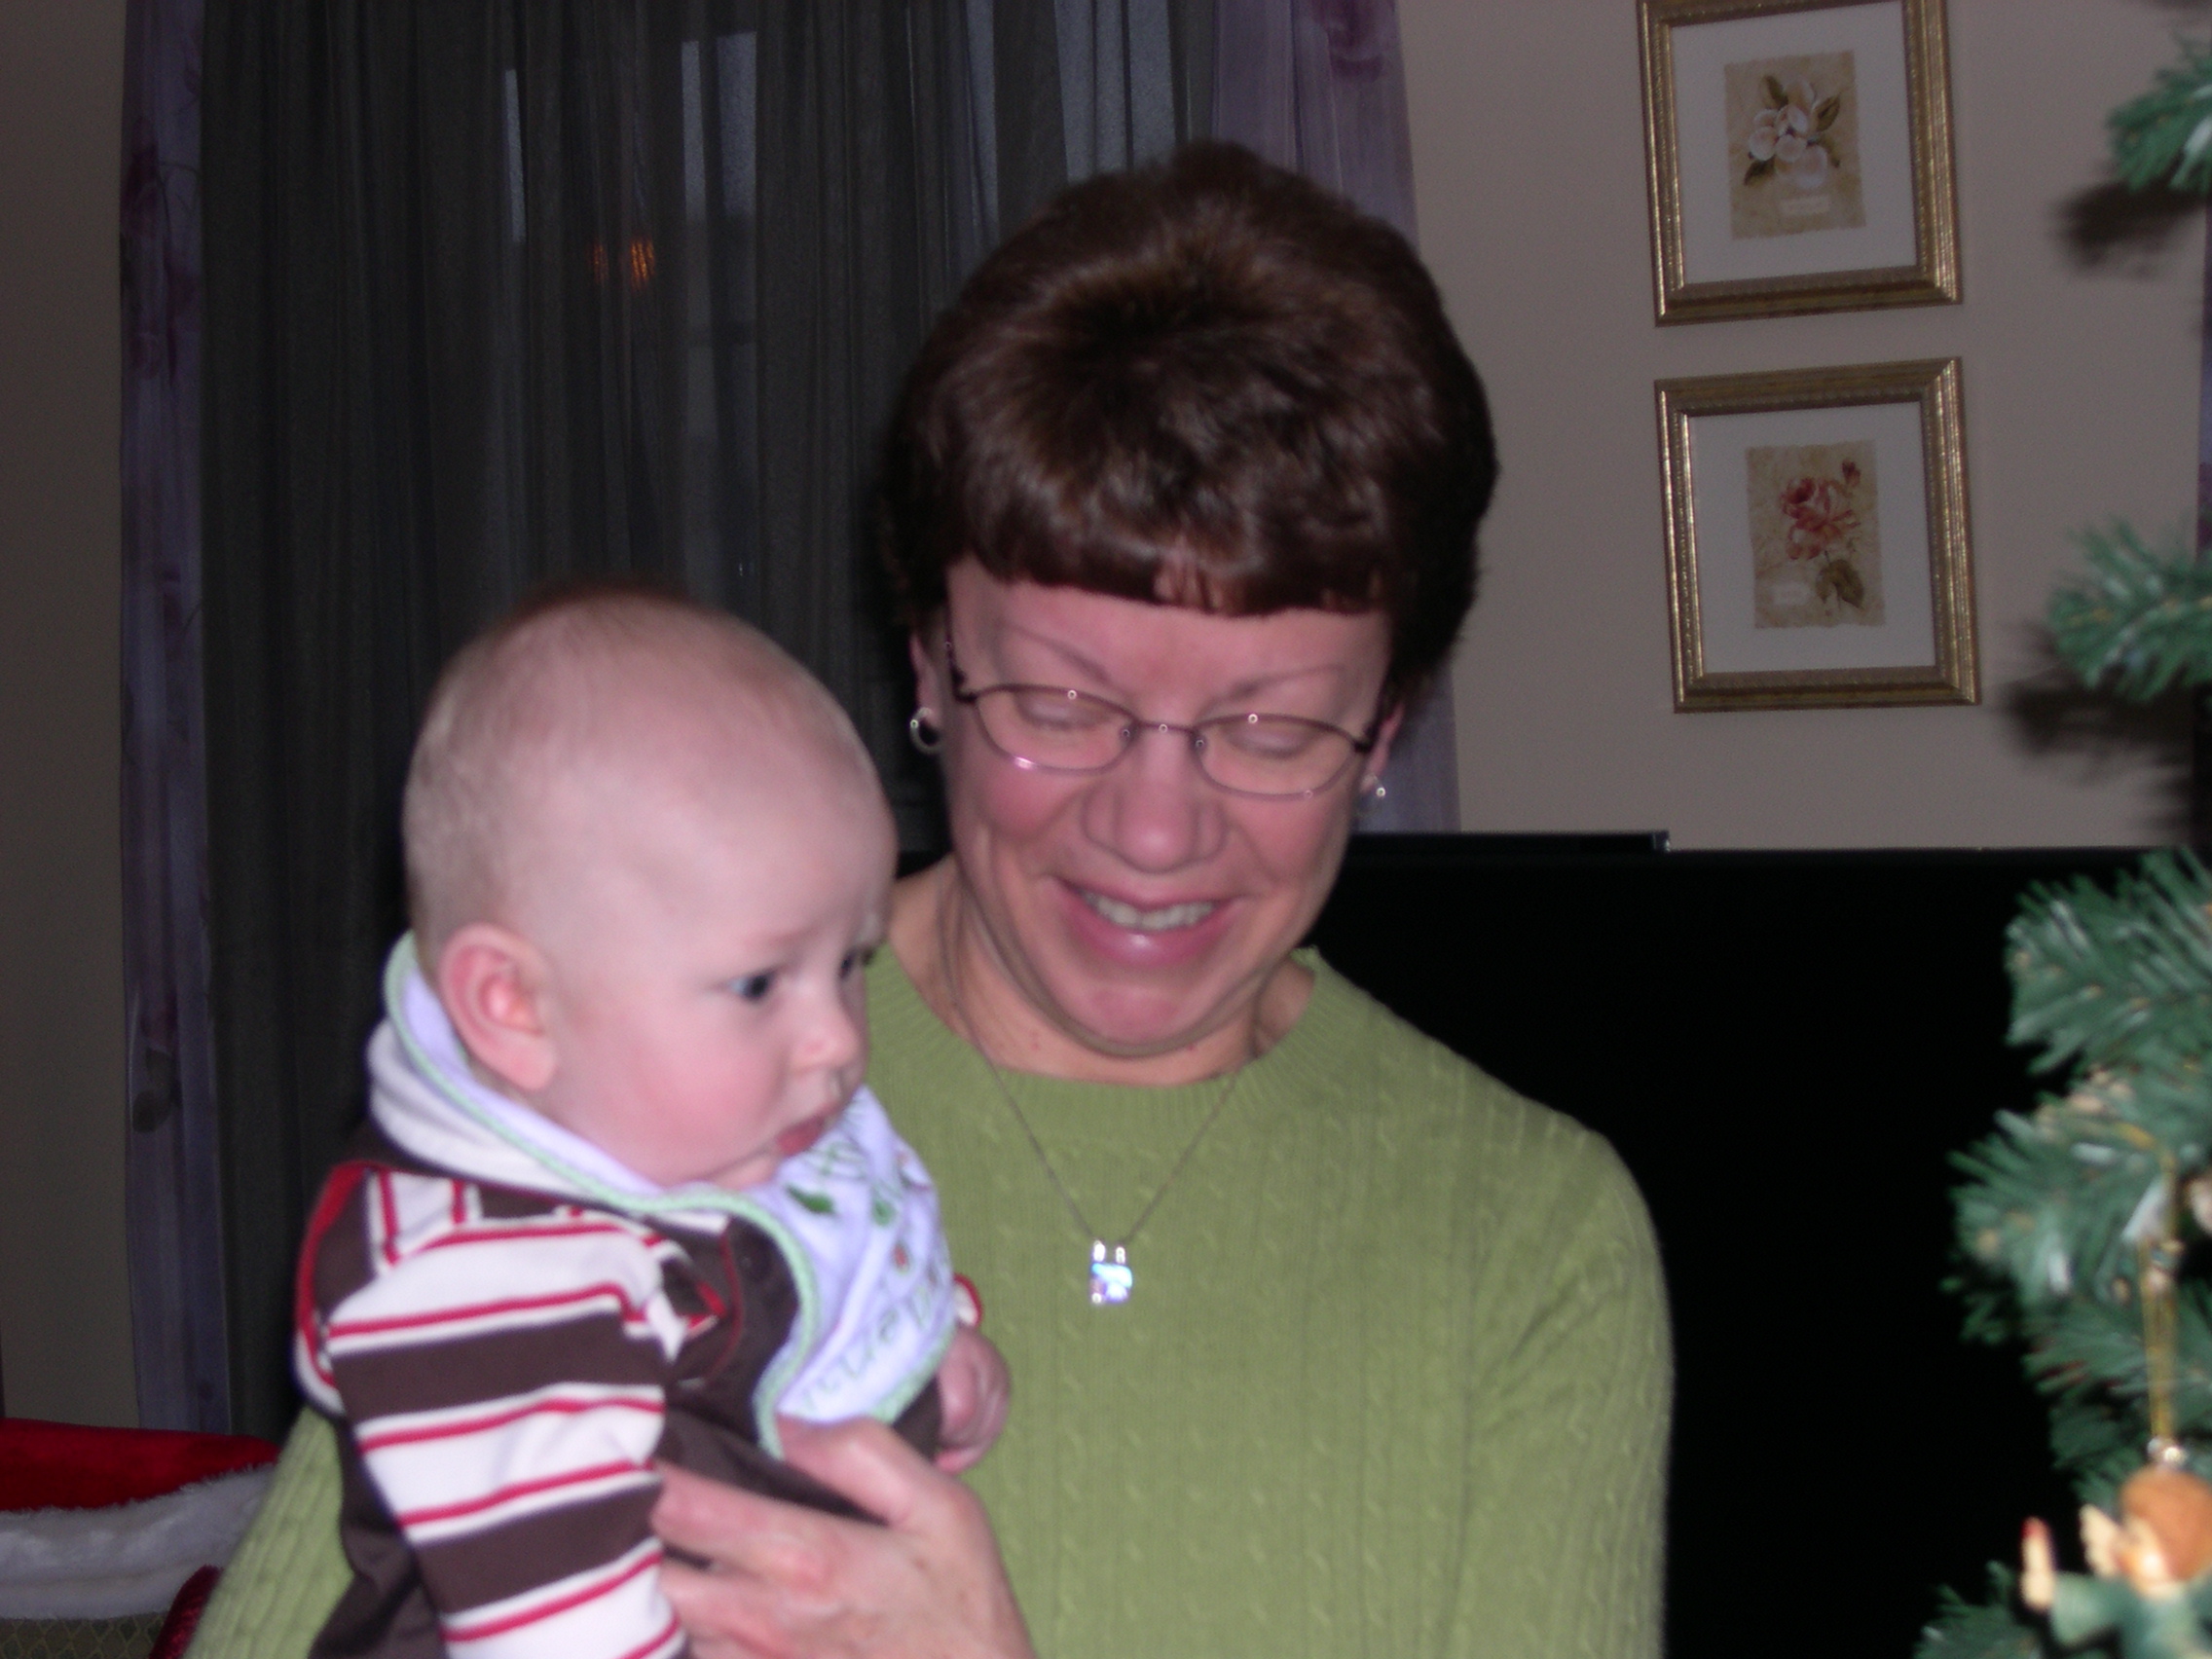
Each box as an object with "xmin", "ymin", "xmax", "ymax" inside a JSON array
[{"xmin": 403, "ymin": 588, "xmax": 886, "ymax": 964}]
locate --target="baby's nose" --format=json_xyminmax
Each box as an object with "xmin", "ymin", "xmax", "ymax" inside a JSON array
[{"xmin": 803, "ymin": 992, "xmax": 864, "ymax": 1071}]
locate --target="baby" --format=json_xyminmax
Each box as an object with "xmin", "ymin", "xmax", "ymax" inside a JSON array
[{"xmin": 293, "ymin": 588, "xmax": 1007, "ymax": 1659}]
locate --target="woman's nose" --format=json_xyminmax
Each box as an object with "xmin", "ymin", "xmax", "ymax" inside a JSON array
[{"xmin": 1079, "ymin": 723, "xmax": 1223, "ymax": 872}]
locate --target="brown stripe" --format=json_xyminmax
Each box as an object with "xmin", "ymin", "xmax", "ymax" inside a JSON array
[
  {"xmin": 334, "ymin": 1315, "xmax": 666, "ymax": 1418},
  {"xmin": 411, "ymin": 1484, "xmax": 663, "ymax": 1617},
  {"xmin": 310, "ymin": 1175, "xmax": 379, "ymax": 1313}
]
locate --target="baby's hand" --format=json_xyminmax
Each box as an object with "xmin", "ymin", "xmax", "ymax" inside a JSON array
[{"xmin": 935, "ymin": 1326, "xmax": 1010, "ymax": 1474}]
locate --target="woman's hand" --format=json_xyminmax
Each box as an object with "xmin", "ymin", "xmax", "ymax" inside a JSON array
[
  {"xmin": 933, "ymin": 1328, "xmax": 1012, "ymax": 1474},
  {"xmin": 653, "ymin": 1416, "xmax": 1035, "ymax": 1659}
]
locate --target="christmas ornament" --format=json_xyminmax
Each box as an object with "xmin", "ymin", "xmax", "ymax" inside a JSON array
[
  {"xmin": 2022, "ymin": 1465, "xmax": 2212, "ymax": 1659},
  {"xmin": 2018, "ymin": 1163, "xmax": 2212, "ymax": 1659}
]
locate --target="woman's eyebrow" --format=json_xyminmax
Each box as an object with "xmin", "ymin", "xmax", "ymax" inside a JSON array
[
  {"xmin": 996, "ymin": 622, "xmax": 1113, "ymax": 685},
  {"xmin": 999, "ymin": 623, "xmax": 1350, "ymax": 703}
]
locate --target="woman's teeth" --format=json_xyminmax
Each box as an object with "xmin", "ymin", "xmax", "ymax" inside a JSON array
[{"xmin": 1082, "ymin": 891, "xmax": 1216, "ymax": 932}]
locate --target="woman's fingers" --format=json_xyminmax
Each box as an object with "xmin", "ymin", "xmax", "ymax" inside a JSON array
[
  {"xmin": 654, "ymin": 1466, "xmax": 839, "ymax": 1659},
  {"xmin": 653, "ymin": 1461, "xmax": 828, "ymax": 1583},
  {"xmin": 650, "ymin": 1428, "xmax": 1034, "ymax": 1659},
  {"xmin": 931, "ymin": 1331, "xmax": 1012, "ymax": 1472},
  {"xmin": 773, "ymin": 1417, "xmax": 930, "ymax": 1528},
  {"xmin": 659, "ymin": 1558, "xmax": 784, "ymax": 1659}
]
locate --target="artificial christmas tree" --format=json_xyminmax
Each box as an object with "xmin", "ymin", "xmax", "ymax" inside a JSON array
[{"xmin": 1917, "ymin": 44, "xmax": 2212, "ymax": 1659}]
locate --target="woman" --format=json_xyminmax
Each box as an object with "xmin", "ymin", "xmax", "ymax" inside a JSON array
[{"xmin": 195, "ymin": 145, "xmax": 1668, "ymax": 1659}]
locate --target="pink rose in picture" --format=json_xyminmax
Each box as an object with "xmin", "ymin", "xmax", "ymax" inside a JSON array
[
  {"xmin": 1781, "ymin": 475, "xmax": 1859, "ymax": 558},
  {"xmin": 1771, "ymin": 461, "xmax": 1871, "ymax": 611},
  {"xmin": 1749, "ymin": 440, "xmax": 1881, "ymax": 629}
]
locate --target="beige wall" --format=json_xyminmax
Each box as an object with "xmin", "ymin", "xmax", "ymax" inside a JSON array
[
  {"xmin": 0, "ymin": 0, "xmax": 135, "ymax": 1424},
  {"xmin": 1407, "ymin": 0, "xmax": 2204, "ymax": 848}
]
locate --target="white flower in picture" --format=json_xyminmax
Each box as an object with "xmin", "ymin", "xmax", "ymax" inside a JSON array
[{"xmin": 1744, "ymin": 71, "xmax": 1843, "ymax": 189}]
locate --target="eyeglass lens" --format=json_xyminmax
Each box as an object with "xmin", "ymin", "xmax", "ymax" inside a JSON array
[{"xmin": 968, "ymin": 685, "xmax": 1360, "ymax": 796}]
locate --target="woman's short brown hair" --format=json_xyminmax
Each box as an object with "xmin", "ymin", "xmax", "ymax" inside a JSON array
[{"xmin": 878, "ymin": 141, "xmax": 1496, "ymax": 708}]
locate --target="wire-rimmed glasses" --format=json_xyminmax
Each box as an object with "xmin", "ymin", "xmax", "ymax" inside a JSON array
[{"xmin": 943, "ymin": 624, "xmax": 1382, "ymax": 799}]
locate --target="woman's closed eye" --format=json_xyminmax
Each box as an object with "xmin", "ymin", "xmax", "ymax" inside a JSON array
[
  {"xmin": 1216, "ymin": 715, "xmax": 1327, "ymax": 759},
  {"xmin": 839, "ymin": 945, "xmax": 876, "ymax": 980}
]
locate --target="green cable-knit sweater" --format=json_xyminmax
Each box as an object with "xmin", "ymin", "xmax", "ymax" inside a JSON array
[{"xmin": 189, "ymin": 950, "xmax": 1671, "ymax": 1659}]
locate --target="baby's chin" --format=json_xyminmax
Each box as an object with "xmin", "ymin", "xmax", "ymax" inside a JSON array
[
  {"xmin": 691, "ymin": 1113, "xmax": 835, "ymax": 1194},
  {"xmin": 774, "ymin": 1112, "xmax": 834, "ymax": 1160}
]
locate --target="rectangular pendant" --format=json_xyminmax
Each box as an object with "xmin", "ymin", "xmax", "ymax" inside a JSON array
[{"xmin": 1088, "ymin": 1240, "xmax": 1133, "ymax": 1306}]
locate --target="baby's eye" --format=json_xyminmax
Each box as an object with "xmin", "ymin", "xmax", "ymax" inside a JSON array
[
  {"xmin": 730, "ymin": 971, "xmax": 777, "ymax": 1003},
  {"xmin": 839, "ymin": 945, "xmax": 876, "ymax": 980}
]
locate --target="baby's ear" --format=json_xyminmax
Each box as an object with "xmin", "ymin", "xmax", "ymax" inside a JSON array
[{"xmin": 435, "ymin": 924, "xmax": 558, "ymax": 1094}]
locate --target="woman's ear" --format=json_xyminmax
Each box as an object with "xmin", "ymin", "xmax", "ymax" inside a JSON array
[
  {"xmin": 1357, "ymin": 700, "xmax": 1410, "ymax": 793},
  {"xmin": 434, "ymin": 923, "xmax": 558, "ymax": 1094},
  {"xmin": 909, "ymin": 626, "xmax": 945, "ymax": 716}
]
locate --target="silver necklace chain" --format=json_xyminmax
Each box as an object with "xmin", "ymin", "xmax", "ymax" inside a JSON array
[{"xmin": 940, "ymin": 900, "xmax": 1245, "ymax": 1306}]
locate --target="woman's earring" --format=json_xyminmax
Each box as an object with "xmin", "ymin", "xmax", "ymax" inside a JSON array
[
  {"xmin": 908, "ymin": 709, "xmax": 944, "ymax": 756},
  {"xmin": 1359, "ymin": 775, "xmax": 1386, "ymax": 802}
]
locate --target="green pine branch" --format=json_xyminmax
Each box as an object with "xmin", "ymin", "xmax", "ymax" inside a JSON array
[
  {"xmin": 2109, "ymin": 40, "xmax": 2212, "ymax": 194},
  {"xmin": 1946, "ymin": 855, "xmax": 2212, "ymax": 1553},
  {"xmin": 2006, "ymin": 852, "xmax": 2212, "ymax": 1087},
  {"xmin": 2029, "ymin": 1288, "xmax": 2212, "ymax": 1491},
  {"xmin": 1915, "ymin": 1568, "xmax": 2050, "ymax": 1659},
  {"xmin": 2044, "ymin": 1390, "xmax": 2148, "ymax": 1504},
  {"xmin": 1955, "ymin": 1105, "xmax": 2170, "ymax": 1312},
  {"xmin": 2048, "ymin": 523, "xmax": 2212, "ymax": 703}
]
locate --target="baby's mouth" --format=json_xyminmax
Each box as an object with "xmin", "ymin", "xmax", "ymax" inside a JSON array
[
  {"xmin": 775, "ymin": 1113, "xmax": 834, "ymax": 1158},
  {"xmin": 1079, "ymin": 889, "xmax": 1218, "ymax": 933}
]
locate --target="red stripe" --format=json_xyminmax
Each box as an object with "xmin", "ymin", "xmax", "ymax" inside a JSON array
[
  {"xmin": 395, "ymin": 1459, "xmax": 645, "ymax": 1529},
  {"xmin": 358, "ymin": 1394, "xmax": 663, "ymax": 1452},
  {"xmin": 377, "ymin": 1171, "xmax": 403, "ymax": 1268},
  {"xmin": 329, "ymin": 1280, "xmax": 648, "ymax": 1341},
  {"xmin": 608, "ymin": 1612, "xmax": 683, "ymax": 1659},
  {"xmin": 451, "ymin": 1185, "xmax": 467, "ymax": 1226},
  {"xmin": 441, "ymin": 1544, "xmax": 664, "ymax": 1641},
  {"xmin": 418, "ymin": 1218, "xmax": 645, "ymax": 1253},
  {"xmin": 302, "ymin": 1337, "xmax": 335, "ymax": 1390},
  {"xmin": 294, "ymin": 1161, "xmax": 378, "ymax": 1365}
]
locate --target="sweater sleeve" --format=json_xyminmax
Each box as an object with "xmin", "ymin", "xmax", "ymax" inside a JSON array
[
  {"xmin": 297, "ymin": 1167, "xmax": 699, "ymax": 1659},
  {"xmin": 1447, "ymin": 1131, "xmax": 1673, "ymax": 1659},
  {"xmin": 182, "ymin": 1411, "xmax": 350, "ymax": 1659}
]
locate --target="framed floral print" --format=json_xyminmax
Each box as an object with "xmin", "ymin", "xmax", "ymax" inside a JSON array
[
  {"xmin": 1656, "ymin": 358, "xmax": 1976, "ymax": 710},
  {"xmin": 1637, "ymin": 0, "xmax": 1959, "ymax": 323}
]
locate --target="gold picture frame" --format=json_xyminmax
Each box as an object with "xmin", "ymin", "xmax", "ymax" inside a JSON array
[
  {"xmin": 1657, "ymin": 357, "xmax": 1975, "ymax": 710},
  {"xmin": 1638, "ymin": 0, "xmax": 1959, "ymax": 323}
]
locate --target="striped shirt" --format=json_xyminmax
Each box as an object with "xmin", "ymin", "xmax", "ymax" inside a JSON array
[
  {"xmin": 293, "ymin": 941, "xmax": 952, "ymax": 1659},
  {"xmin": 297, "ymin": 1124, "xmax": 940, "ymax": 1659}
]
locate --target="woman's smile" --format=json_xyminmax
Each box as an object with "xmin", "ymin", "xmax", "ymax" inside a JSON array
[
  {"xmin": 1056, "ymin": 876, "xmax": 1237, "ymax": 974},
  {"xmin": 1074, "ymin": 888, "xmax": 1218, "ymax": 933}
]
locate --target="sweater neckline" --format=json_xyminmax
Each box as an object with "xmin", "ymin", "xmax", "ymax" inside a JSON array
[{"xmin": 867, "ymin": 943, "xmax": 1364, "ymax": 1146}]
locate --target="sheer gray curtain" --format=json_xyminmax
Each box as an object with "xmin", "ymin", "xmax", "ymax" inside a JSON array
[
  {"xmin": 1212, "ymin": 0, "xmax": 1458, "ymax": 831},
  {"xmin": 122, "ymin": 0, "xmax": 230, "ymax": 1433},
  {"xmin": 188, "ymin": 0, "xmax": 1214, "ymax": 1438},
  {"xmin": 144, "ymin": 0, "xmax": 1419, "ymax": 1430}
]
